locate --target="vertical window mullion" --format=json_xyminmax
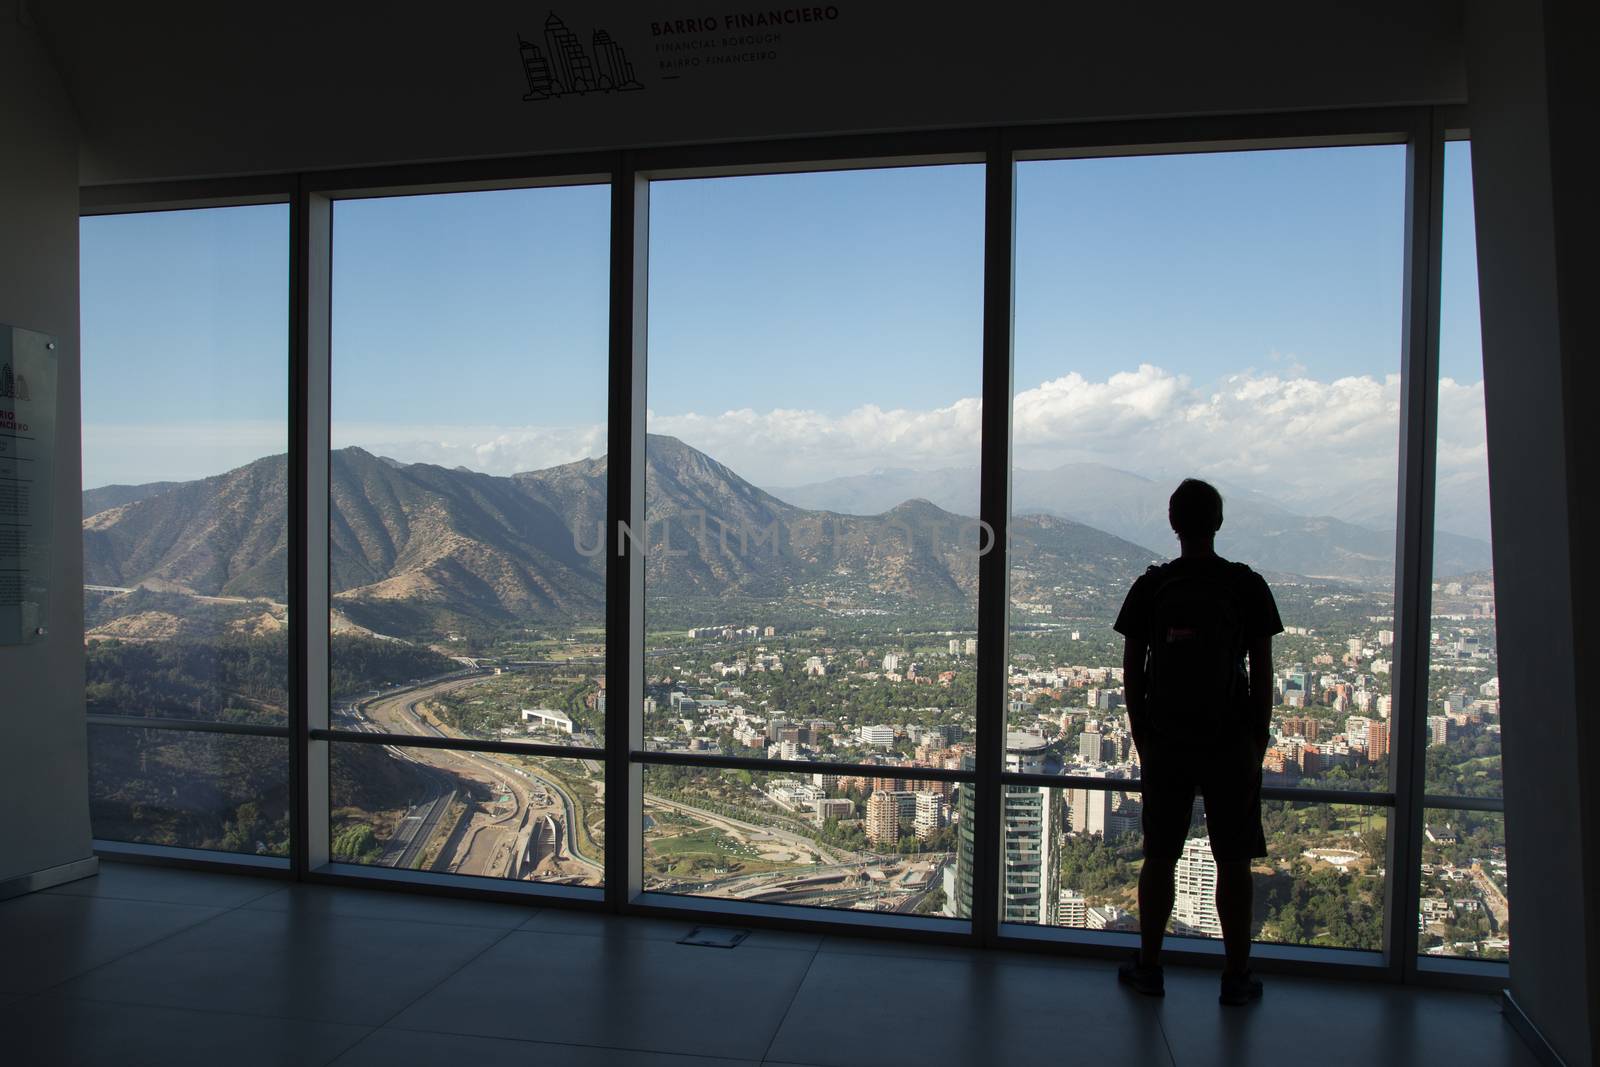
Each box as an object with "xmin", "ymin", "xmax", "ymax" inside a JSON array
[
  {"xmin": 1388, "ymin": 108, "xmax": 1446, "ymax": 979},
  {"xmin": 288, "ymin": 180, "xmax": 308, "ymax": 876},
  {"xmin": 608, "ymin": 155, "xmax": 648, "ymax": 909},
  {"xmin": 291, "ymin": 179, "xmax": 334, "ymax": 875},
  {"xmin": 974, "ymin": 132, "xmax": 1017, "ymax": 944}
]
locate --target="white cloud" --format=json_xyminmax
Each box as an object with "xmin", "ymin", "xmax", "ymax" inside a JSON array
[
  {"xmin": 649, "ymin": 398, "xmax": 984, "ymax": 485},
  {"xmin": 330, "ymin": 422, "xmax": 607, "ymax": 475},
  {"xmin": 87, "ymin": 367, "xmax": 1494, "ymax": 542},
  {"xmin": 647, "ymin": 364, "xmax": 1490, "ymax": 539}
]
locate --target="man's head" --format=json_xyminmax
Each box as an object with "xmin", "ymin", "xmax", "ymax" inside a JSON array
[{"xmin": 1169, "ymin": 478, "xmax": 1224, "ymax": 544}]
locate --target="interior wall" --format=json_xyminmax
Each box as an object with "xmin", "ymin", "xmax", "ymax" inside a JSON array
[
  {"xmin": 0, "ymin": 3, "xmax": 92, "ymax": 885},
  {"xmin": 31, "ymin": 0, "xmax": 1467, "ymax": 185},
  {"xmin": 1465, "ymin": 2, "xmax": 1595, "ymax": 1064},
  {"xmin": 1544, "ymin": 0, "xmax": 1600, "ymax": 1052},
  {"xmin": 28, "ymin": 5, "xmax": 1595, "ymax": 1046}
]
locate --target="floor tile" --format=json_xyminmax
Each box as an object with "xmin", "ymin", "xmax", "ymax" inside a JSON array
[
  {"xmin": 0, "ymin": 993, "xmax": 370, "ymax": 1066},
  {"xmin": 55, "ymin": 906, "xmax": 508, "ymax": 1025},
  {"xmin": 521, "ymin": 908, "xmax": 822, "ymax": 952},
  {"xmin": 247, "ymin": 883, "xmax": 536, "ymax": 930},
  {"xmin": 389, "ymin": 929, "xmax": 816, "ymax": 1060},
  {"xmin": 817, "ymin": 933, "xmax": 1087, "ymax": 972},
  {"xmin": 0, "ymin": 893, "xmax": 225, "ymax": 993},
  {"xmin": 1155, "ymin": 967, "xmax": 1535, "ymax": 1067},
  {"xmin": 6, "ymin": 866, "xmax": 1543, "ymax": 1067},
  {"xmin": 46, "ymin": 861, "xmax": 285, "ymax": 908},
  {"xmin": 334, "ymin": 1028, "xmax": 760, "ymax": 1067},
  {"xmin": 817, "ymin": 933, "xmax": 985, "ymax": 965},
  {"xmin": 765, "ymin": 950, "xmax": 1173, "ymax": 1067}
]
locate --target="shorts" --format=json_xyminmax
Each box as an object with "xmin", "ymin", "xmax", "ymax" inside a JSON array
[{"xmin": 1137, "ymin": 732, "xmax": 1266, "ymax": 863}]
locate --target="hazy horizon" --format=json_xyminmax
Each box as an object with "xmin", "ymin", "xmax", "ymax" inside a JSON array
[{"xmin": 80, "ymin": 144, "xmax": 1488, "ymax": 540}]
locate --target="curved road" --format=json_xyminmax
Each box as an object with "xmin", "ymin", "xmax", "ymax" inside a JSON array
[
  {"xmin": 358, "ymin": 673, "xmax": 603, "ymax": 878},
  {"xmin": 643, "ymin": 793, "xmax": 851, "ymax": 867}
]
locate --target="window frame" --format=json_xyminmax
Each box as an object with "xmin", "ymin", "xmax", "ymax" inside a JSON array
[
  {"xmin": 79, "ymin": 189, "xmax": 296, "ymax": 873},
  {"xmin": 77, "ymin": 105, "xmax": 1504, "ymax": 988}
]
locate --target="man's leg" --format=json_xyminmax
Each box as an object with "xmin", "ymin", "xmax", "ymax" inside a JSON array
[
  {"xmin": 1138, "ymin": 855, "xmax": 1177, "ymax": 967},
  {"xmin": 1215, "ymin": 859, "xmax": 1253, "ymax": 977}
]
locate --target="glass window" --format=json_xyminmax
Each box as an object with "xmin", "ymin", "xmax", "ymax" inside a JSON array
[
  {"xmin": 643, "ymin": 763, "xmax": 967, "ymax": 918},
  {"xmin": 80, "ymin": 132, "xmax": 1483, "ymax": 971},
  {"xmin": 642, "ymin": 165, "xmax": 985, "ymax": 768},
  {"xmin": 326, "ymin": 184, "xmax": 608, "ymax": 887},
  {"xmin": 80, "ymin": 205, "xmax": 290, "ymax": 726},
  {"xmin": 80, "ymin": 205, "xmax": 291, "ymax": 853},
  {"xmin": 1011, "ymin": 790, "xmax": 1386, "ymax": 951},
  {"xmin": 1009, "ymin": 147, "xmax": 1409, "ymax": 794},
  {"xmin": 330, "ymin": 743, "xmax": 603, "ymax": 884},
  {"xmin": 87, "ymin": 725, "xmax": 290, "ymax": 855},
  {"xmin": 1418, "ymin": 807, "xmax": 1508, "ymax": 960},
  {"xmin": 1426, "ymin": 142, "xmax": 1501, "ymax": 800},
  {"xmin": 329, "ymin": 185, "xmax": 610, "ymax": 748}
]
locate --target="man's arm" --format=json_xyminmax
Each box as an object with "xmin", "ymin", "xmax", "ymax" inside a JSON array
[
  {"xmin": 1123, "ymin": 635, "xmax": 1148, "ymax": 747},
  {"xmin": 1248, "ymin": 635, "xmax": 1272, "ymax": 752}
]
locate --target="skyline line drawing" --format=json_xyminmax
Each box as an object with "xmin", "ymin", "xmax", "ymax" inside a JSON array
[
  {"xmin": 0, "ymin": 362, "xmax": 30, "ymax": 402},
  {"xmin": 520, "ymin": 12, "xmax": 644, "ymax": 101}
]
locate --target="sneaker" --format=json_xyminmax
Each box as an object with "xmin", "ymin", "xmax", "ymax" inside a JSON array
[
  {"xmin": 1219, "ymin": 970, "xmax": 1264, "ymax": 1005},
  {"xmin": 1117, "ymin": 958, "xmax": 1165, "ymax": 997}
]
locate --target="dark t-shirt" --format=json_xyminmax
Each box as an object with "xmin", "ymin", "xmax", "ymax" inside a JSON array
[
  {"xmin": 1114, "ymin": 555, "xmax": 1283, "ymax": 644},
  {"xmin": 1113, "ymin": 555, "xmax": 1285, "ymax": 717}
]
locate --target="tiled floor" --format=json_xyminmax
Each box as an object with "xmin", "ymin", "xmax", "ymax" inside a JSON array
[{"xmin": 0, "ymin": 861, "xmax": 1537, "ymax": 1066}]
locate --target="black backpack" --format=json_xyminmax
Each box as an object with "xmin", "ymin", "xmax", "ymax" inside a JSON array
[{"xmin": 1141, "ymin": 561, "xmax": 1249, "ymax": 739}]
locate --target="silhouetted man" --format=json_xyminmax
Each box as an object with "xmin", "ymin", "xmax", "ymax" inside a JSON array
[{"xmin": 1113, "ymin": 478, "xmax": 1282, "ymax": 1005}]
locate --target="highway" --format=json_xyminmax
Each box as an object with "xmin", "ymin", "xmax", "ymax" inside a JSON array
[
  {"xmin": 391, "ymin": 785, "xmax": 456, "ymax": 870},
  {"xmin": 84, "ymin": 583, "xmax": 286, "ymax": 610},
  {"xmin": 356, "ymin": 672, "xmax": 603, "ymax": 881},
  {"xmin": 643, "ymin": 793, "xmax": 850, "ymax": 867}
]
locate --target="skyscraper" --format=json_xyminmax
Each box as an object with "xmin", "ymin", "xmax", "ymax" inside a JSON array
[
  {"xmin": 1172, "ymin": 836, "xmax": 1222, "ymax": 938},
  {"xmin": 867, "ymin": 790, "xmax": 918, "ymax": 845},
  {"xmin": 1001, "ymin": 783, "xmax": 1058, "ymax": 923},
  {"xmin": 914, "ymin": 791, "xmax": 946, "ymax": 841},
  {"xmin": 1078, "ymin": 729, "xmax": 1106, "ymax": 764},
  {"xmin": 952, "ymin": 776, "xmax": 975, "ymax": 919},
  {"xmin": 1068, "ymin": 784, "xmax": 1114, "ymax": 835},
  {"xmin": 1428, "ymin": 714, "xmax": 1451, "ymax": 746},
  {"xmin": 1366, "ymin": 719, "xmax": 1390, "ymax": 761},
  {"xmin": 865, "ymin": 790, "xmax": 900, "ymax": 845},
  {"xmin": 951, "ymin": 741, "xmax": 1060, "ymax": 923}
]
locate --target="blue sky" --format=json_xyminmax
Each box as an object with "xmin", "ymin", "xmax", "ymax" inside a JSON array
[
  {"xmin": 648, "ymin": 166, "xmax": 984, "ymax": 415},
  {"xmin": 81, "ymin": 203, "xmax": 290, "ymax": 484},
  {"xmin": 330, "ymin": 185, "xmax": 610, "ymax": 428},
  {"xmin": 1439, "ymin": 141, "xmax": 1483, "ymax": 382},
  {"xmin": 79, "ymin": 143, "xmax": 1487, "ymax": 535},
  {"xmin": 1014, "ymin": 147, "xmax": 1405, "ymax": 386}
]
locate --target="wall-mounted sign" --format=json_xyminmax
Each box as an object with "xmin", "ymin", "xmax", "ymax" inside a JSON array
[
  {"xmin": 515, "ymin": 5, "xmax": 845, "ymax": 101},
  {"xmin": 0, "ymin": 325, "xmax": 56, "ymax": 645},
  {"xmin": 518, "ymin": 12, "xmax": 645, "ymax": 101}
]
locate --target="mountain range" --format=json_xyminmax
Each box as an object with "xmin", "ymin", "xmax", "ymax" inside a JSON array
[
  {"xmin": 767, "ymin": 464, "xmax": 1493, "ymax": 581},
  {"xmin": 81, "ymin": 436, "xmax": 1159, "ymax": 636}
]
